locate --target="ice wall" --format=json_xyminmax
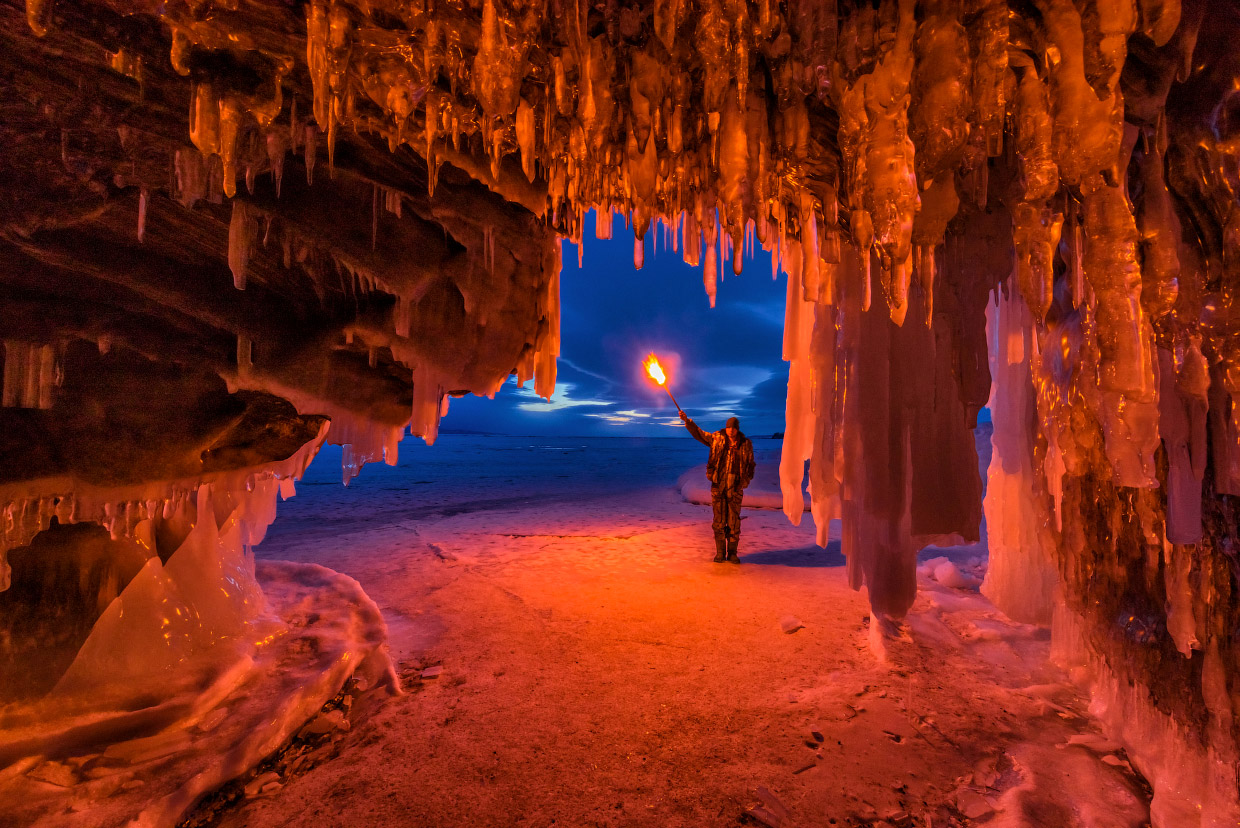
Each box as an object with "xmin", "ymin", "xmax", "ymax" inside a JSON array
[{"xmin": 1, "ymin": 424, "xmax": 327, "ymax": 707}]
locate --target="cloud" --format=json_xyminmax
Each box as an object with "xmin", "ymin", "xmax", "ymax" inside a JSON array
[
  {"xmin": 514, "ymin": 382, "xmax": 610, "ymax": 412},
  {"xmin": 441, "ymin": 209, "xmax": 792, "ymax": 436}
]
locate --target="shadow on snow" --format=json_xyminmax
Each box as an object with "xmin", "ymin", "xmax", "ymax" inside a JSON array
[{"xmin": 738, "ymin": 541, "xmax": 844, "ymax": 568}]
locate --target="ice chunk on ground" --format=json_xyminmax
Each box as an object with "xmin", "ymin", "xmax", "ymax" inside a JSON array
[
  {"xmin": 779, "ymin": 615, "xmax": 804, "ymax": 634},
  {"xmin": 0, "ymin": 561, "xmax": 395, "ymax": 828},
  {"xmin": 933, "ymin": 560, "xmax": 978, "ymax": 589}
]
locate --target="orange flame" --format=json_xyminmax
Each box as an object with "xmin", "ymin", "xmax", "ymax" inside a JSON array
[{"xmin": 643, "ymin": 353, "xmax": 667, "ymax": 386}]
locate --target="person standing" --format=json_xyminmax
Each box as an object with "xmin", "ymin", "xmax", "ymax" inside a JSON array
[{"xmin": 679, "ymin": 412, "xmax": 755, "ymax": 563}]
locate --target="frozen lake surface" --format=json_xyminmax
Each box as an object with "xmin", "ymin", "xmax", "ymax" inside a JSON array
[
  {"xmin": 221, "ymin": 432, "xmax": 1152, "ymax": 828},
  {"xmin": 262, "ymin": 435, "xmax": 793, "ymax": 556}
]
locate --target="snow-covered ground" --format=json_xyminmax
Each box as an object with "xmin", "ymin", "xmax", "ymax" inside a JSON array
[{"xmin": 194, "ymin": 433, "xmax": 1154, "ymax": 828}]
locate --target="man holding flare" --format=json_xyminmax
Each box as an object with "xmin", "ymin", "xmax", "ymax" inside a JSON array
[{"xmin": 643, "ymin": 354, "xmax": 755, "ymax": 563}]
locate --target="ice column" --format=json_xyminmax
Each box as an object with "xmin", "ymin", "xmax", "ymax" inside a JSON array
[
  {"xmin": 981, "ymin": 289, "xmax": 1060, "ymax": 625},
  {"xmin": 779, "ymin": 239, "xmax": 815, "ymax": 525}
]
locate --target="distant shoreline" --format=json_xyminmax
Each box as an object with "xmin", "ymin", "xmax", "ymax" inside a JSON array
[{"xmin": 433, "ymin": 431, "xmax": 787, "ymax": 440}]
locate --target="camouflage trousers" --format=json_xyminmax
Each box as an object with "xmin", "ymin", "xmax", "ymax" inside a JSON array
[{"xmin": 711, "ymin": 485, "xmax": 744, "ymax": 546}]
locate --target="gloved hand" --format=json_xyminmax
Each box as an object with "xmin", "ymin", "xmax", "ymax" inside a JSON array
[{"xmin": 679, "ymin": 411, "xmax": 690, "ymax": 423}]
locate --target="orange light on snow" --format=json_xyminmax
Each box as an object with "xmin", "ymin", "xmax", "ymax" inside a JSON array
[{"xmin": 644, "ymin": 354, "xmax": 667, "ymax": 386}]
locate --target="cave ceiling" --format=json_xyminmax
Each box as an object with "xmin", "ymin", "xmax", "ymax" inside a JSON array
[{"xmin": 1, "ymin": 0, "xmax": 1239, "ymax": 547}]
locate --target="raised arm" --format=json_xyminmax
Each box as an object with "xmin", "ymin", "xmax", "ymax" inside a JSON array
[{"xmin": 680, "ymin": 412, "xmax": 713, "ymax": 447}]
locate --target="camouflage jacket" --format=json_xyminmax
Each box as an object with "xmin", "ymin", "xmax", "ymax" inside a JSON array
[{"xmin": 684, "ymin": 419, "xmax": 755, "ymax": 489}]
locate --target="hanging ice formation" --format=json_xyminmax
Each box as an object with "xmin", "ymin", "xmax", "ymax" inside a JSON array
[{"xmin": 5, "ymin": 0, "xmax": 1240, "ymax": 824}]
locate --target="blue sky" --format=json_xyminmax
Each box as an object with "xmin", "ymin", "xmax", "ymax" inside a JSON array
[{"xmin": 444, "ymin": 211, "xmax": 790, "ymax": 437}]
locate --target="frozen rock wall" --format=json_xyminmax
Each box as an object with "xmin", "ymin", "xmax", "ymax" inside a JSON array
[{"xmin": 1, "ymin": 0, "xmax": 1239, "ymax": 823}]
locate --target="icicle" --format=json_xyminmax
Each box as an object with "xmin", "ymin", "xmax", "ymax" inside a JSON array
[
  {"xmin": 236, "ymin": 336, "xmax": 252, "ymax": 377},
  {"xmin": 779, "ymin": 238, "xmax": 814, "ymax": 524},
  {"xmin": 703, "ymin": 238, "xmax": 717, "ymax": 308},
  {"xmin": 595, "ymin": 207, "xmax": 612, "ymax": 240},
  {"xmin": 1158, "ymin": 347, "xmax": 1205, "ymax": 544},
  {"xmin": 800, "ymin": 196, "xmax": 822, "ymax": 303},
  {"xmin": 136, "ymin": 187, "xmax": 148, "ymax": 243},
  {"xmin": 189, "ymin": 82, "xmax": 221, "ymax": 162},
  {"xmin": 384, "ymin": 187, "xmax": 402, "ymax": 217},
  {"xmin": 304, "ymin": 125, "xmax": 317, "ymax": 185},
  {"xmin": 516, "ymin": 99, "xmax": 537, "ymax": 182},
  {"xmin": 394, "ymin": 296, "xmax": 411, "ymax": 338},
  {"xmin": 633, "ymin": 234, "xmax": 644, "ymax": 270},
  {"xmin": 26, "ymin": 0, "xmax": 51, "ymax": 35},
  {"xmin": 533, "ymin": 242, "xmax": 562, "ymax": 400},
  {"xmin": 411, "ymin": 363, "xmax": 444, "ymax": 446},
  {"xmin": 266, "ymin": 131, "xmax": 286, "ymax": 197},
  {"xmin": 228, "ymin": 201, "xmax": 251, "ymax": 290}
]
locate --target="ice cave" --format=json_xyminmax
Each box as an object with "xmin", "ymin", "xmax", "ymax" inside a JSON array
[{"xmin": 1, "ymin": 0, "xmax": 1238, "ymax": 825}]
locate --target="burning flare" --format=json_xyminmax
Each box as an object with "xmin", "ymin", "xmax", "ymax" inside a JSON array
[
  {"xmin": 643, "ymin": 353, "xmax": 682, "ymax": 413},
  {"xmin": 644, "ymin": 353, "xmax": 667, "ymax": 386}
]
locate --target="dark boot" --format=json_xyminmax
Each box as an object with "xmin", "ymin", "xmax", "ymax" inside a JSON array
[
  {"xmin": 726, "ymin": 539, "xmax": 740, "ymax": 563},
  {"xmin": 713, "ymin": 536, "xmax": 727, "ymax": 563}
]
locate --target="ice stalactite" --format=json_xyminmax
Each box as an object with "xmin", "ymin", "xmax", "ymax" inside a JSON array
[
  {"xmin": 324, "ymin": 411, "xmax": 403, "ymax": 486},
  {"xmin": 0, "ymin": 424, "xmax": 326, "ymax": 585},
  {"xmin": 173, "ymin": 148, "xmax": 208, "ymax": 208},
  {"xmin": 1157, "ymin": 346, "xmax": 1205, "ymax": 544},
  {"xmin": 1009, "ymin": 53, "xmax": 1061, "ymax": 323},
  {"xmin": 137, "ymin": 187, "xmax": 148, "ymax": 243},
  {"xmin": 909, "ymin": 0, "xmax": 971, "ymax": 183},
  {"xmin": 533, "ymin": 241, "xmax": 562, "ymax": 400},
  {"xmin": 228, "ymin": 200, "xmax": 252, "ymax": 290},
  {"xmin": 966, "ymin": 0, "xmax": 1009, "ymax": 157},
  {"xmin": 980, "ymin": 289, "xmax": 1060, "ymax": 625},
  {"xmin": 1082, "ymin": 182, "xmax": 1160, "ymax": 488},
  {"xmin": 779, "ymin": 237, "xmax": 816, "ymax": 525},
  {"xmin": 1135, "ymin": 139, "xmax": 1180, "ymax": 321},
  {"xmin": 833, "ymin": 0, "xmax": 920, "ymax": 326},
  {"xmin": 838, "ymin": 279, "xmax": 918, "ymax": 656},
  {"xmin": 807, "ymin": 299, "xmax": 841, "ymax": 548},
  {"xmin": 1035, "ymin": 0, "xmax": 1124, "ymax": 190},
  {"xmin": 907, "ymin": 285, "xmax": 983, "ymax": 549},
  {"xmin": 410, "ymin": 362, "xmax": 444, "ymax": 446}
]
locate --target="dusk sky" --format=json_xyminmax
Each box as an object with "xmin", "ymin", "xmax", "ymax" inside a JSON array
[{"xmin": 445, "ymin": 211, "xmax": 790, "ymax": 438}]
